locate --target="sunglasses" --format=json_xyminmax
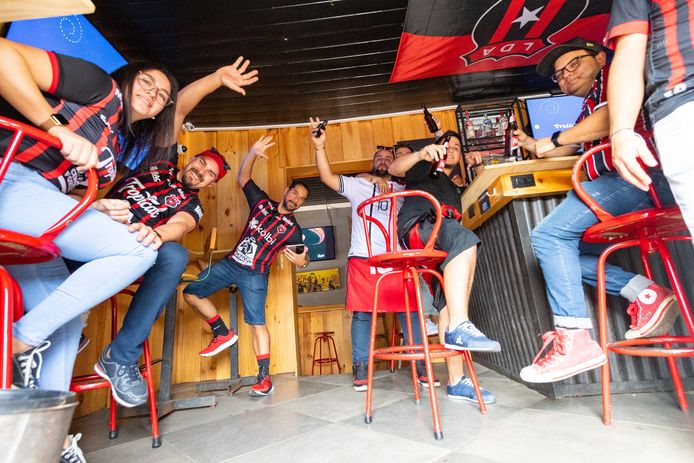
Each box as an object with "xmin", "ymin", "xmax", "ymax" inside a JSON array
[{"xmin": 208, "ymin": 147, "xmax": 231, "ymax": 171}]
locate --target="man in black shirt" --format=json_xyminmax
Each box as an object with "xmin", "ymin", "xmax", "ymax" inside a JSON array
[
  {"xmin": 90, "ymin": 147, "xmax": 231, "ymax": 407},
  {"xmin": 183, "ymin": 135, "xmax": 310, "ymax": 397},
  {"xmin": 389, "ymin": 130, "xmax": 500, "ymax": 402}
]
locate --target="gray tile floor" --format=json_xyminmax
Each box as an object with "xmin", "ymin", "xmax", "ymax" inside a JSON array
[{"xmin": 72, "ymin": 364, "xmax": 694, "ymax": 463}]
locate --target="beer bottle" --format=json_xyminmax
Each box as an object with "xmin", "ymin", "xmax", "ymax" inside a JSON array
[
  {"xmin": 429, "ymin": 135, "xmax": 450, "ymax": 179},
  {"xmin": 423, "ymin": 105, "xmax": 439, "ymax": 133},
  {"xmin": 504, "ymin": 113, "xmax": 520, "ymax": 160}
]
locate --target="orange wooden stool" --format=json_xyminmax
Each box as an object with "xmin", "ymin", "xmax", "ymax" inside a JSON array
[{"xmin": 573, "ymin": 143, "xmax": 694, "ymax": 425}]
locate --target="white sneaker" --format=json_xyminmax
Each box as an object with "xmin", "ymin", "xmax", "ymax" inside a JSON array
[
  {"xmin": 425, "ymin": 318, "xmax": 438, "ymax": 336},
  {"xmin": 60, "ymin": 433, "xmax": 86, "ymax": 463}
]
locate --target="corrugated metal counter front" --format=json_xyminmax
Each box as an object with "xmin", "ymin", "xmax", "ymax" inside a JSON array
[{"xmin": 459, "ymin": 158, "xmax": 694, "ymax": 398}]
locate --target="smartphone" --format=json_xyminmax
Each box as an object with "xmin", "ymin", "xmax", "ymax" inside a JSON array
[
  {"xmin": 313, "ymin": 120, "xmax": 328, "ymax": 137},
  {"xmin": 286, "ymin": 244, "xmax": 305, "ymax": 254}
]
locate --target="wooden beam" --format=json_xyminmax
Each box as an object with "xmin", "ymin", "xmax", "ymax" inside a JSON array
[{"xmin": 0, "ymin": 0, "xmax": 95, "ymax": 23}]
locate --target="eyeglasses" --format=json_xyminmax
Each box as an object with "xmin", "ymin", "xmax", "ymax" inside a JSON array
[
  {"xmin": 551, "ymin": 54, "xmax": 595, "ymax": 83},
  {"xmin": 137, "ymin": 71, "xmax": 173, "ymax": 106},
  {"xmin": 208, "ymin": 147, "xmax": 231, "ymax": 171}
]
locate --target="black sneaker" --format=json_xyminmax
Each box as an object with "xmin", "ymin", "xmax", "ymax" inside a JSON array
[
  {"xmin": 77, "ymin": 333, "xmax": 90, "ymax": 355},
  {"xmin": 352, "ymin": 361, "xmax": 368, "ymax": 392},
  {"xmin": 94, "ymin": 345, "xmax": 148, "ymax": 407},
  {"xmin": 416, "ymin": 362, "xmax": 441, "ymax": 388},
  {"xmin": 60, "ymin": 433, "xmax": 86, "ymax": 463},
  {"xmin": 12, "ymin": 340, "xmax": 51, "ymax": 389}
]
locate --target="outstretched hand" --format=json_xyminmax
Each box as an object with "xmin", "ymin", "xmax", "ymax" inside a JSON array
[
  {"xmin": 216, "ymin": 56, "xmax": 259, "ymax": 96},
  {"xmin": 418, "ymin": 144, "xmax": 447, "ymax": 162},
  {"xmin": 250, "ymin": 135, "xmax": 275, "ymax": 159}
]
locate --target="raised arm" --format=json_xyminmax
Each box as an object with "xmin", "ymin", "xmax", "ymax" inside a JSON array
[
  {"xmin": 608, "ymin": 33, "xmax": 655, "ymax": 190},
  {"xmin": 309, "ymin": 117, "xmax": 339, "ymax": 191},
  {"xmin": 237, "ymin": 135, "xmax": 275, "ymax": 187},
  {"xmin": 389, "ymin": 144, "xmax": 445, "ymax": 177},
  {"xmin": 174, "ymin": 57, "xmax": 259, "ymax": 137}
]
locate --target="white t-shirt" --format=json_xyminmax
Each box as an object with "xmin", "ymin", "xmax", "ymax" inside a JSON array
[{"xmin": 338, "ymin": 175, "xmax": 403, "ymax": 258}]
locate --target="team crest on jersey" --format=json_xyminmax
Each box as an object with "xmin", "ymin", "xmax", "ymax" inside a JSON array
[
  {"xmin": 164, "ymin": 194, "xmax": 181, "ymax": 208},
  {"xmin": 277, "ymin": 225, "xmax": 287, "ymax": 234},
  {"xmin": 233, "ymin": 236, "xmax": 257, "ymax": 266},
  {"xmin": 462, "ymin": 0, "xmax": 591, "ymax": 64}
]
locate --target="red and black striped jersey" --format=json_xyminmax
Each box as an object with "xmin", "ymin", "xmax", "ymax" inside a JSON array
[
  {"xmin": 105, "ymin": 157, "xmax": 203, "ymax": 228},
  {"xmin": 0, "ymin": 52, "xmax": 121, "ymax": 193},
  {"xmin": 228, "ymin": 180, "xmax": 303, "ymax": 274},
  {"xmin": 577, "ymin": 65, "xmax": 655, "ymax": 180},
  {"xmin": 606, "ymin": 0, "xmax": 694, "ymax": 124}
]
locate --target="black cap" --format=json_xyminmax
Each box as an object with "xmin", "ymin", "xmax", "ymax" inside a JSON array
[{"xmin": 536, "ymin": 38, "xmax": 604, "ymax": 77}]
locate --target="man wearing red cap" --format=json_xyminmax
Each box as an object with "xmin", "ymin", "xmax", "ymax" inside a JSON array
[{"xmin": 90, "ymin": 146, "xmax": 231, "ymax": 407}]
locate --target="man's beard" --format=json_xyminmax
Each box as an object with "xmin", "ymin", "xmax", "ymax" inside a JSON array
[
  {"xmin": 371, "ymin": 167, "xmax": 389, "ymax": 177},
  {"xmin": 181, "ymin": 168, "xmax": 201, "ymax": 188}
]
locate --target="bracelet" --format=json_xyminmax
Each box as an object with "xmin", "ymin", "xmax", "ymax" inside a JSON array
[
  {"xmin": 154, "ymin": 230, "xmax": 162, "ymax": 239},
  {"xmin": 315, "ymin": 146, "xmax": 325, "ymax": 150},
  {"xmin": 609, "ymin": 127, "xmax": 635, "ymax": 138}
]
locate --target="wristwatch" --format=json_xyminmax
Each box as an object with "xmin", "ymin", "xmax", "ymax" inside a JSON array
[
  {"xmin": 550, "ymin": 130, "xmax": 562, "ymax": 148},
  {"xmin": 39, "ymin": 113, "xmax": 69, "ymax": 132}
]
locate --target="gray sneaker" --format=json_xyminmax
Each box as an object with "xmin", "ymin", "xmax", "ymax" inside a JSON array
[
  {"xmin": 60, "ymin": 433, "xmax": 86, "ymax": 463},
  {"xmin": 12, "ymin": 340, "xmax": 51, "ymax": 389},
  {"xmin": 94, "ymin": 345, "xmax": 148, "ymax": 407}
]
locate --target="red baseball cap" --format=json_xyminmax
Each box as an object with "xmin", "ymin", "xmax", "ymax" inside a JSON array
[{"xmin": 198, "ymin": 147, "xmax": 230, "ymax": 181}]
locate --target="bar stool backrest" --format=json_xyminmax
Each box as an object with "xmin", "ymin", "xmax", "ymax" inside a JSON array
[
  {"xmin": 0, "ymin": 116, "xmax": 97, "ymax": 264},
  {"xmin": 356, "ymin": 190, "xmax": 443, "ymax": 259}
]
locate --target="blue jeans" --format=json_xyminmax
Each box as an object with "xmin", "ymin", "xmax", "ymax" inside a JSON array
[
  {"xmin": 109, "ymin": 242, "xmax": 189, "ymax": 365},
  {"xmin": 351, "ymin": 311, "xmax": 423, "ymax": 363},
  {"xmin": 183, "ymin": 258, "xmax": 269, "ymax": 325},
  {"xmin": 531, "ymin": 171, "xmax": 674, "ymax": 329},
  {"xmin": 1, "ymin": 162, "xmax": 157, "ymax": 390}
]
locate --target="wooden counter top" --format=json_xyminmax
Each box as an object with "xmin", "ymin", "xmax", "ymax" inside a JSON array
[{"xmin": 461, "ymin": 156, "xmax": 579, "ymax": 230}]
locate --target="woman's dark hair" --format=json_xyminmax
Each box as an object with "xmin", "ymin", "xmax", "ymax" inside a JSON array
[{"xmin": 111, "ymin": 61, "xmax": 180, "ymax": 172}]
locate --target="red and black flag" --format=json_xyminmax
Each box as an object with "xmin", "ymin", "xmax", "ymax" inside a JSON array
[{"xmin": 390, "ymin": 0, "xmax": 611, "ymax": 83}]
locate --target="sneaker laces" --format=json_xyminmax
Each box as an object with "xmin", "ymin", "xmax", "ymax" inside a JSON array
[
  {"xmin": 459, "ymin": 321, "xmax": 484, "ymax": 337},
  {"xmin": 532, "ymin": 331, "xmax": 568, "ymax": 367},
  {"xmin": 61, "ymin": 433, "xmax": 86, "ymax": 463},
  {"xmin": 626, "ymin": 301, "xmax": 640, "ymax": 329},
  {"xmin": 16, "ymin": 340, "xmax": 51, "ymax": 389},
  {"xmin": 117, "ymin": 363, "xmax": 143, "ymax": 386}
]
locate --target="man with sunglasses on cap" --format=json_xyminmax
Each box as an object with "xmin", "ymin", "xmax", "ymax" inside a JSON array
[
  {"xmin": 89, "ymin": 146, "xmax": 232, "ymax": 407},
  {"xmin": 308, "ymin": 118, "xmax": 437, "ymax": 392},
  {"xmin": 515, "ymin": 38, "xmax": 677, "ymax": 384}
]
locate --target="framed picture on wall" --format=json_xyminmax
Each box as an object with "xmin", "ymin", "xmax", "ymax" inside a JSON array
[{"xmin": 297, "ymin": 268, "xmax": 340, "ymax": 293}]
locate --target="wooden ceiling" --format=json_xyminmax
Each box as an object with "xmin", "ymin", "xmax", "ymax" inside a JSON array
[{"xmin": 89, "ymin": 0, "xmax": 554, "ymax": 128}]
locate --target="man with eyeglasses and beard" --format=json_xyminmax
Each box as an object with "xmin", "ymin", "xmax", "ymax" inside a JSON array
[
  {"xmin": 309, "ymin": 117, "xmax": 435, "ymax": 392},
  {"xmin": 88, "ymin": 146, "xmax": 232, "ymax": 407},
  {"xmin": 513, "ymin": 38, "xmax": 678, "ymax": 384}
]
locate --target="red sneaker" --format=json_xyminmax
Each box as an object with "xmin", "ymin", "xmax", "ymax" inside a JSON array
[
  {"xmin": 519, "ymin": 328, "xmax": 607, "ymax": 383},
  {"xmin": 417, "ymin": 374, "xmax": 441, "ymax": 388},
  {"xmin": 199, "ymin": 331, "xmax": 238, "ymax": 357},
  {"xmin": 249, "ymin": 375, "xmax": 274, "ymax": 397},
  {"xmin": 625, "ymin": 284, "xmax": 680, "ymax": 339}
]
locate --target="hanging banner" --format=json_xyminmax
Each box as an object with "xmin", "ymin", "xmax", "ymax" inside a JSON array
[{"xmin": 390, "ymin": 0, "xmax": 611, "ymax": 83}]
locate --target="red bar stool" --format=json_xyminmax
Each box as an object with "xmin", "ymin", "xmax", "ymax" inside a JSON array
[
  {"xmin": 0, "ymin": 117, "xmax": 97, "ymax": 389},
  {"xmin": 70, "ymin": 286, "xmax": 161, "ymax": 447},
  {"xmin": 572, "ymin": 143, "xmax": 694, "ymax": 425},
  {"xmin": 311, "ymin": 331, "xmax": 341, "ymax": 375},
  {"xmin": 357, "ymin": 190, "xmax": 487, "ymax": 440},
  {"xmin": 389, "ymin": 313, "xmax": 438, "ymax": 373}
]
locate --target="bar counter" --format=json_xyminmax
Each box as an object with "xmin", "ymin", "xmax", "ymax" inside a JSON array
[{"xmin": 460, "ymin": 157, "xmax": 694, "ymax": 398}]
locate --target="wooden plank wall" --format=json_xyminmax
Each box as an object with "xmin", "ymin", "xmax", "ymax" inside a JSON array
[{"xmin": 72, "ymin": 108, "xmax": 456, "ymax": 417}]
